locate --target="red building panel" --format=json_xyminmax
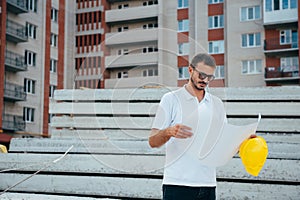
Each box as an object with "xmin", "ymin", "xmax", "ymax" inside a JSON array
[
  {"xmin": 208, "ymin": 29, "xmax": 224, "ymax": 41},
  {"xmin": 177, "ymin": 8, "xmax": 188, "ymax": 20},
  {"xmin": 266, "ymin": 57, "xmax": 280, "ymax": 68},
  {"xmin": 177, "ymin": 32, "xmax": 189, "ymax": 43},
  {"xmin": 208, "ymin": 3, "xmax": 223, "ymax": 16},
  {"xmin": 178, "ymin": 56, "xmax": 189, "ymax": 67},
  {"xmin": 57, "ymin": 0, "xmax": 65, "ymax": 89},
  {"xmin": 42, "ymin": 0, "xmax": 52, "ymax": 136},
  {"xmin": 212, "ymin": 54, "xmax": 224, "ymax": 66}
]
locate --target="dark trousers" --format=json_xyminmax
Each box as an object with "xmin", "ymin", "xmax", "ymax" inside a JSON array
[{"xmin": 162, "ymin": 185, "xmax": 216, "ymax": 200}]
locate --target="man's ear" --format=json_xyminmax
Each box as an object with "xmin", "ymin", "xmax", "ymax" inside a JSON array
[{"xmin": 188, "ymin": 65, "xmax": 193, "ymax": 74}]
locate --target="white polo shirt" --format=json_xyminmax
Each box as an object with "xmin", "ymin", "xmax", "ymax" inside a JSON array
[{"xmin": 152, "ymin": 86, "xmax": 225, "ymax": 187}]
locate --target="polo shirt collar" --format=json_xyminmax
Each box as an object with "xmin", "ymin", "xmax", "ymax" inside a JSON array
[{"xmin": 182, "ymin": 85, "xmax": 211, "ymax": 102}]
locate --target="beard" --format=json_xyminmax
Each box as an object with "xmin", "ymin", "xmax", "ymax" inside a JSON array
[{"xmin": 190, "ymin": 76, "xmax": 207, "ymax": 91}]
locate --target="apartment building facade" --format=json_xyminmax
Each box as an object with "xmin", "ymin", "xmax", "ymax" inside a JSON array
[
  {"xmin": 74, "ymin": 0, "xmax": 299, "ymax": 89},
  {"xmin": 0, "ymin": 0, "xmax": 74, "ymax": 137}
]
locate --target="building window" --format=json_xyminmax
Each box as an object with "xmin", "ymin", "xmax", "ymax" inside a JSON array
[
  {"xmin": 24, "ymin": 79, "xmax": 36, "ymax": 94},
  {"xmin": 117, "ymin": 71, "xmax": 128, "ymax": 79},
  {"xmin": 281, "ymin": 56, "xmax": 299, "ymax": 72},
  {"xmin": 50, "ymin": 33, "xmax": 58, "ymax": 47},
  {"xmin": 143, "ymin": 1, "xmax": 158, "ymax": 6},
  {"xmin": 27, "ymin": 0, "xmax": 37, "ymax": 12},
  {"xmin": 142, "ymin": 68, "xmax": 158, "ymax": 77},
  {"xmin": 51, "ymin": 8, "xmax": 58, "ymax": 22},
  {"xmin": 178, "ymin": 0, "xmax": 188, "ymax": 8},
  {"xmin": 142, "ymin": 23, "xmax": 158, "ymax": 29},
  {"xmin": 242, "ymin": 59, "xmax": 262, "ymax": 74},
  {"xmin": 208, "ymin": 40, "xmax": 224, "ymax": 54},
  {"xmin": 265, "ymin": 0, "xmax": 272, "ymax": 11},
  {"xmin": 282, "ymin": 0, "xmax": 297, "ymax": 9},
  {"xmin": 48, "ymin": 114, "xmax": 54, "ymax": 124},
  {"xmin": 215, "ymin": 65, "xmax": 225, "ymax": 79},
  {"xmin": 178, "ymin": 67, "xmax": 189, "ymax": 79},
  {"xmin": 178, "ymin": 43, "xmax": 189, "ymax": 55},
  {"xmin": 208, "ymin": 0, "xmax": 224, "ymax": 4},
  {"xmin": 242, "ymin": 33, "xmax": 261, "ymax": 47},
  {"xmin": 241, "ymin": 6, "xmax": 261, "ymax": 21},
  {"xmin": 143, "ymin": 46, "xmax": 158, "ymax": 53},
  {"xmin": 265, "ymin": 0, "xmax": 296, "ymax": 11},
  {"xmin": 49, "ymin": 85, "xmax": 57, "ymax": 98},
  {"xmin": 290, "ymin": 0, "xmax": 297, "ymax": 8},
  {"xmin": 208, "ymin": 15, "xmax": 224, "ymax": 29},
  {"xmin": 50, "ymin": 59, "xmax": 57, "ymax": 73},
  {"xmin": 265, "ymin": 0, "xmax": 282, "ymax": 11},
  {"xmin": 178, "ymin": 19, "xmax": 189, "ymax": 32},
  {"xmin": 23, "ymin": 107, "xmax": 35, "ymax": 123},
  {"xmin": 25, "ymin": 50, "xmax": 36, "ymax": 67},
  {"xmin": 280, "ymin": 29, "xmax": 298, "ymax": 46},
  {"xmin": 117, "ymin": 26, "xmax": 128, "ymax": 32},
  {"xmin": 26, "ymin": 23, "xmax": 37, "ymax": 39},
  {"xmin": 118, "ymin": 49, "xmax": 129, "ymax": 55},
  {"xmin": 118, "ymin": 4, "xmax": 129, "ymax": 9}
]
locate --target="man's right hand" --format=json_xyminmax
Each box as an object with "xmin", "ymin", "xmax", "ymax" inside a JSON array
[
  {"xmin": 149, "ymin": 124, "xmax": 193, "ymax": 148},
  {"xmin": 166, "ymin": 124, "xmax": 193, "ymax": 139}
]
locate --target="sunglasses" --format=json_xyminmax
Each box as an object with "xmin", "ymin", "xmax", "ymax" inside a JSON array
[{"xmin": 192, "ymin": 67, "xmax": 215, "ymax": 82}]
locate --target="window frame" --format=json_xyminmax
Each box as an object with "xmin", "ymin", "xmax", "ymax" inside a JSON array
[
  {"xmin": 49, "ymin": 85, "xmax": 57, "ymax": 98},
  {"xmin": 241, "ymin": 59, "xmax": 263, "ymax": 75},
  {"xmin": 23, "ymin": 107, "xmax": 35, "ymax": 123},
  {"xmin": 241, "ymin": 5, "xmax": 261, "ymax": 21},
  {"xmin": 25, "ymin": 50, "xmax": 36, "ymax": 67},
  {"xmin": 50, "ymin": 59, "xmax": 57, "ymax": 73},
  {"xmin": 208, "ymin": 0, "xmax": 224, "ymax": 4},
  {"xmin": 241, "ymin": 32, "xmax": 261, "ymax": 48},
  {"xmin": 208, "ymin": 40, "xmax": 224, "ymax": 54},
  {"xmin": 24, "ymin": 78, "xmax": 36, "ymax": 94},
  {"xmin": 208, "ymin": 15, "xmax": 224, "ymax": 29},
  {"xmin": 178, "ymin": 19, "xmax": 189, "ymax": 32},
  {"xmin": 178, "ymin": 66, "xmax": 190, "ymax": 80},
  {"xmin": 116, "ymin": 71, "xmax": 128, "ymax": 79},
  {"xmin": 51, "ymin": 7, "xmax": 58, "ymax": 22},
  {"xmin": 50, "ymin": 33, "xmax": 58, "ymax": 47},
  {"xmin": 27, "ymin": 0, "xmax": 37, "ymax": 12},
  {"xmin": 280, "ymin": 56, "xmax": 299, "ymax": 72},
  {"xmin": 214, "ymin": 65, "xmax": 225, "ymax": 79},
  {"xmin": 26, "ymin": 22, "xmax": 37, "ymax": 39},
  {"xmin": 142, "ymin": 68, "xmax": 158, "ymax": 77},
  {"xmin": 178, "ymin": 43, "xmax": 190, "ymax": 55},
  {"xmin": 178, "ymin": 0, "xmax": 189, "ymax": 8}
]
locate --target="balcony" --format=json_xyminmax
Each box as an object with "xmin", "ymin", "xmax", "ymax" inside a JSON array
[
  {"xmin": 105, "ymin": 76, "xmax": 159, "ymax": 89},
  {"xmin": 4, "ymin": 82, "xmax": 27, "ymax": 102},
  {"xmin": 5, "ymin": 50, "xmax": 27, "ymax": 72},
  {"xmin": 6, "ymin": 19, "xmax": 28, "ymax": 43},
  {"xmin": 2, "ymin": 114, "xmax": 26, "ymax": 132},
  {"xmin": 7, "ymin": 0, "xmax": 28, "ymax": 14},
  {"xmin": 105, "ymin": 52, "xmax": 158, "ymax": 68},
  {"xmin": 106, "ymin": 5, "xmax": 158, "ymax": 23},
  {"xmin": 264, "ymin": 38, "xmax": 298, "ymax": 56},
  {"xmin": 265, "ymin": 66, "xmax": 300, "ymax": 84},
  {"xmin": 263, "ymin": 4, "xmax": 297, "ymax": 27},
  {"xmin": 105, "ymin": 28, "xmax": 158, "ymax": 46}
]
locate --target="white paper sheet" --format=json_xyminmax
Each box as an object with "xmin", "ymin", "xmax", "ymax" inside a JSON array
[{"xmin": 198, "ymin": 114, "xmax": 261, "ymax": 167}]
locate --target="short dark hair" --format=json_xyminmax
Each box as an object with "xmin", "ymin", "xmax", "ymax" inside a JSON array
[{"xmin": 190, "ymin": 53, "xmax": 216, "ymax": 69}]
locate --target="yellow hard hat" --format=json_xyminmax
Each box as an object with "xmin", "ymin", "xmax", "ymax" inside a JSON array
[
  {"xmin": 0, "ymin": 144, "xmax": 8, "ymax": 153},
  {"xmin": 239, "ymin": 136, "xmax": 268, "ymax": 176}
]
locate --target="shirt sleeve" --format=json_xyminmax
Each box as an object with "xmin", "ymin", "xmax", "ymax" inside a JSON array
[{"xmin": 151, "ymin": 92, "xmax": 173, "ymax": 130}]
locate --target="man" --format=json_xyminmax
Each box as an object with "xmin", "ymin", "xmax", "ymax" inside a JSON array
[{"xmin": 149, "ymin": 53, "xmax": 226, "ymax": 200}]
